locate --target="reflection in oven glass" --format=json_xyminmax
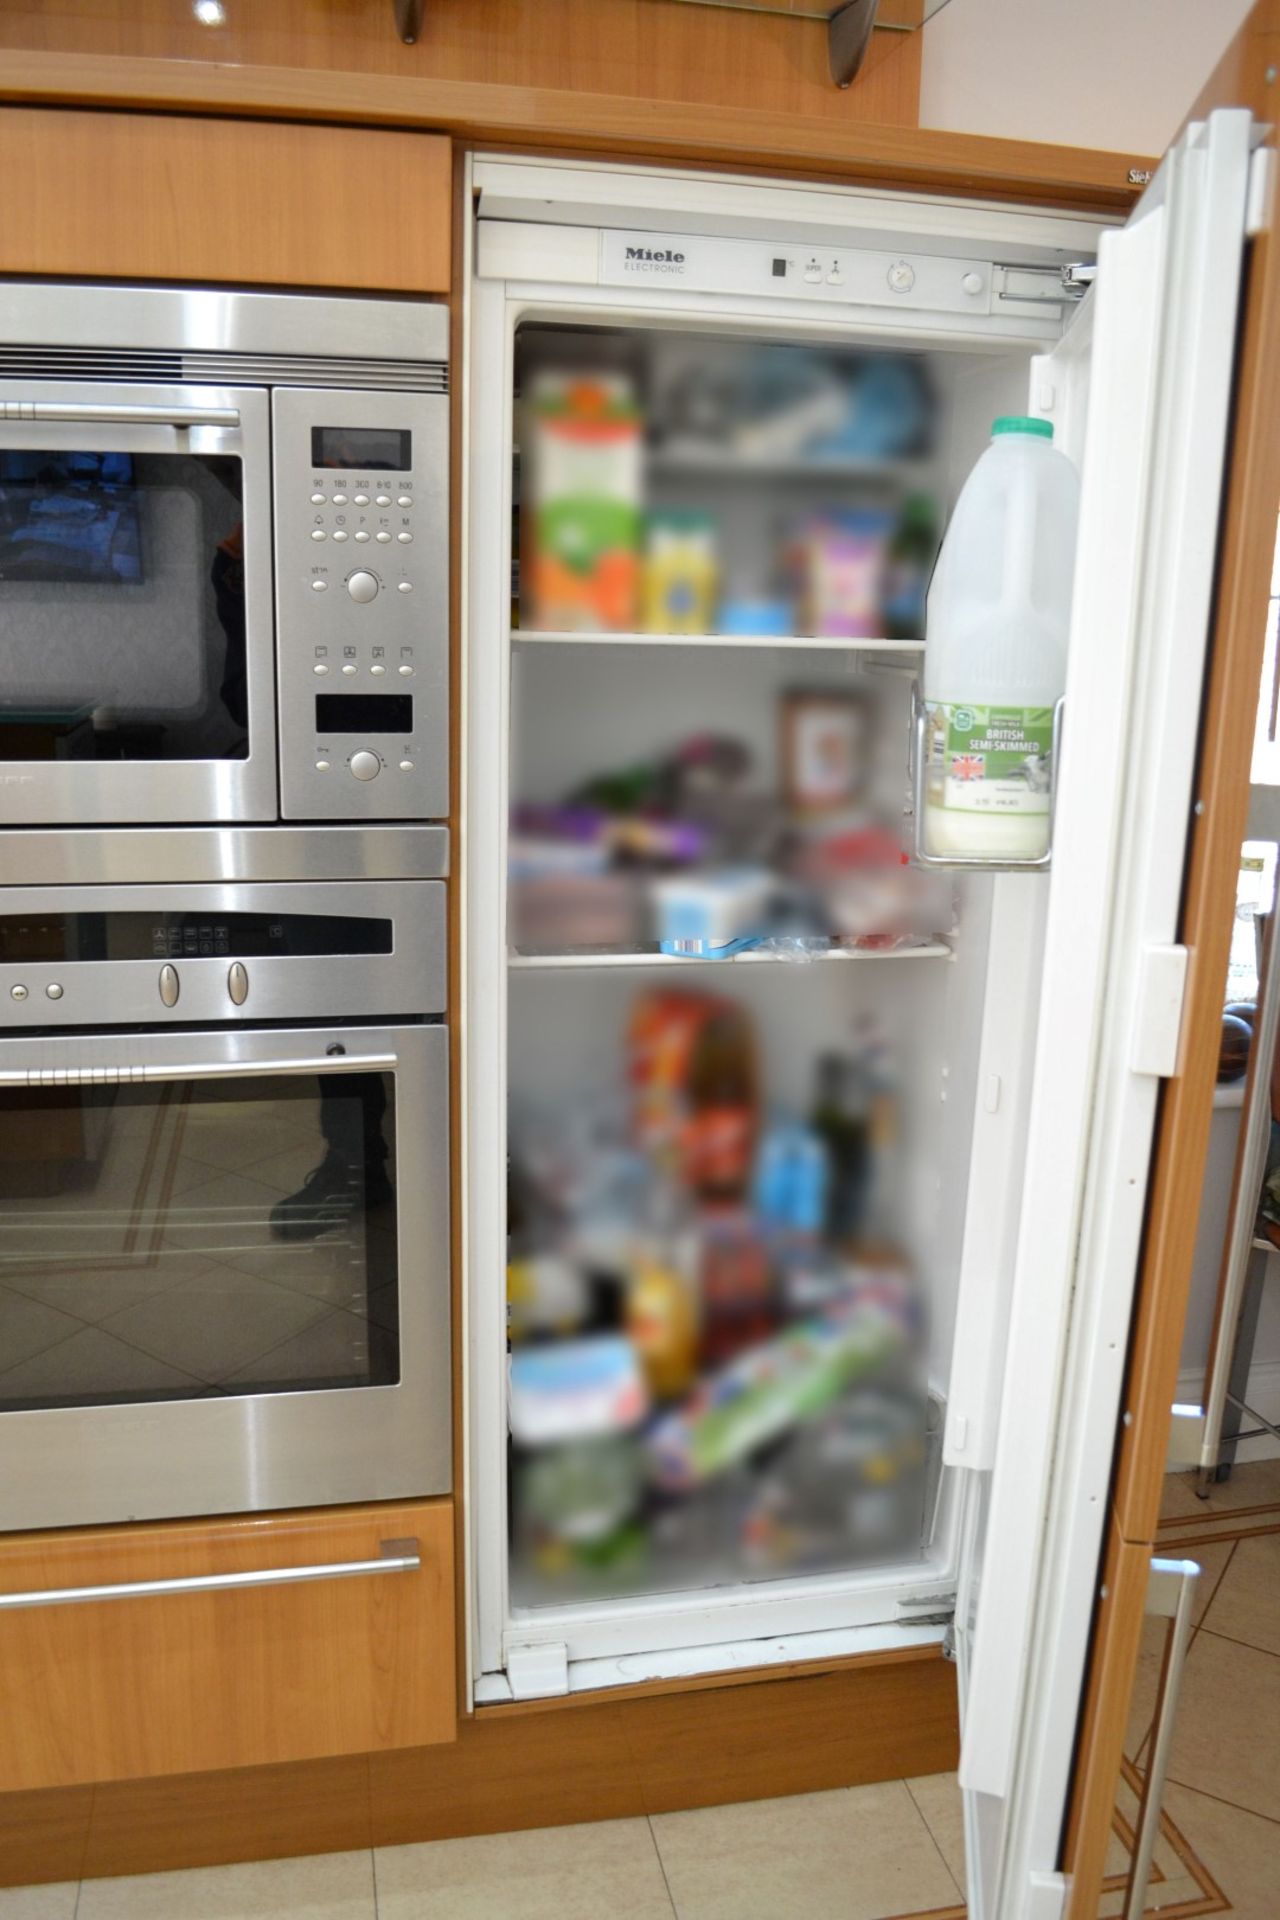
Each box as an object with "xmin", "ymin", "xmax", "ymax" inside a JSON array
[{"xmin": 0, "ymin": 1074, "xmax": 399, "ymax": 1411}]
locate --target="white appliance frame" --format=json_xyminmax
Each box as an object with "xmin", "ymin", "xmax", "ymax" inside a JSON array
[{"xmin": 462, "ymin": 177, "xmax": 1102, "ymax": 1699}]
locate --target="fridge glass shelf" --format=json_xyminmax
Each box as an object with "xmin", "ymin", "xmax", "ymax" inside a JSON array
[
  {"xmin": 512, "ymin": 630, "xmax": 925, "ymax": 653},
  {"xmin": 508, "ymin": 941, "xmax": 952, "ymax": 969}
]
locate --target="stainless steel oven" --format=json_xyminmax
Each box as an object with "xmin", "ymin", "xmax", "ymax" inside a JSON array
[
  {"xmin": 0, "ymin": 874, "xmax": 450, "ymax": 1531},
  {"xmin": 0, "ymin": 283, "xmax": 448, "ymax": 826}
]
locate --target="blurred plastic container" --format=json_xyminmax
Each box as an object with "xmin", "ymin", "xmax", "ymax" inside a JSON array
[{"xmin": 922, "ymin": 416, "xmax": 1079, "ymax": 859}]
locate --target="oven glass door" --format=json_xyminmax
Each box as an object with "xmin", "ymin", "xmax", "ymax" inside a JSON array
[
  {"xmin": 0, "ymin": 382, "xmax": 276, "ymax": 823},
  {"xmin": 0, "ymin": 1026, "xmax": 450, "ymax": 1527}
]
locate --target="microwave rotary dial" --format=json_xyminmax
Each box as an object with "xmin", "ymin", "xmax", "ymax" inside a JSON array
[
  {"xmin": 346, "ymin": 570, "xmax": 379, "ymax": 604},
  {"xmin": 349, "ymin": 751, "xmax": 382, "ymax": 782}
]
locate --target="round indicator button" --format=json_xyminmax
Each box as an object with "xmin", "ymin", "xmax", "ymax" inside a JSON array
[
  {"xmin": 341, "ymin": 662, "xmax": 357, "ymax": 675},
  {"xmin": 347, "ymin": 571, "xmax": 379, "ymax": 604},
  {"xmin": 354, "ymin": 530, "xmax": 370, "ymax": 542},
  {"xmin": 398, "ymin": 663, "xmax": 414, "ymax": 676},
  {"xmin": 311, "ymin": 529, "xmax": 326, "ymax": 541},
  {"xmin": 332, "ymin": 493, "xmax": 348, "ymax": 505},
  {"xmin": 887, "ymin": 260, "xmax": 916, "ymax": 293},
  {"xmin": 397, "ymin": 531, "xmax": 413, "ymax": 544},
  {"xmin": 310, "ymin": 492, "xmax": 326, "ymax": 504},
  {"xmin": 316, "ymin": 759, "xmax": 331, "ymax": 771},
  {"xmin": 375, "ymin": 530, "xmax": 392, "ymax": 543},
  {"xmin": 375, "ymin": 493, "xmax": 391, "ymax": 506},
  {"xmin": 332, "ymin": 529, "xmax": 348, "ymax": 543},
  {"xmin": 45, "ymin": 983, "xmax": 63, "ymax": 1000},
  {"xmin": 397, "ymin": 495, "xmax": 413, "ymax": 507},
  {"xmin": 397, "ymin": 581, "xmax": 413, "ymax": 593},
  {"xmin": 313, "ymin": 662, "xmax": 329, "ymax": 675},
  {"xmin": 350, "ymin": 751, "xmax": 381, "ymax": 782},
  {"xmin": 399, "ymin": 759, "xmax": 414, "ymax": 772},
  {"xmin": 10, "ymin": 984, "xmax": 27, "ymax": 1002},
  {"xmin": 353, "ymin": 493, "xmax": 370, "ymax": 506},
  {"xmin": 371, "ymin": 663, "xmax": 387, "ymax": 675},
  {"xmin": 310, "ymin": 579, "xmax": 328, "ymax": 592}
]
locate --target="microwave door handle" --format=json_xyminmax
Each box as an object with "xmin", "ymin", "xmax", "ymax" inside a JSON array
[
  {"xmin": 0, "ymin": 1053, "xmax": 398, "ymax": 1088},
  {"xmin": 1, "ymin": 401, "xmax": 240, "ymax": 428}
]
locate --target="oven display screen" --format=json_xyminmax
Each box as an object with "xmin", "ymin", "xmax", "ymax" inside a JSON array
[
  {"xmin": 310, "ymin": 426, "xmax": 412, "ymax": 472},
  {"xmin": 0, "ymin": 912, "xmax": 393, "ymax": 963},
  {"xmin": 315, "ymin": 694, "xmax": 413, "ymax": 734}
]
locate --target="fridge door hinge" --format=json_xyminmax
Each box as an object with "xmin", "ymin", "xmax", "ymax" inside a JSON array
[
  {"xmin": 1129, "ymin": 943, "xmax": 1189, "ymax": 1077},
  {"xmin": 1246, "ymin": 146, "xmax": 1274, "ymax": 237},
  {"xmin": 1026, "ymin": 1869, "xmax": 1068, "ymax": 1918},
  {"xmin": 1061, "ymin": 262, "xmax": 1097, "ymax": 295},
  {"xmin": 505, "ymin": 1641, "xmax": 570, "ymax": 1700}
]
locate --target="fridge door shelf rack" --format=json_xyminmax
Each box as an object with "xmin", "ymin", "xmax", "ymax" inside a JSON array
[{"xmin": 909, "ymin": 681, "xmax": 1066, "ymax": 872}]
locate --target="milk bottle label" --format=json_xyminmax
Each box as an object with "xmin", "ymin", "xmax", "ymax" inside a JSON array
[{"xmin": 924, "ymin": 702, "xmax": 1054, "ymax": 816}]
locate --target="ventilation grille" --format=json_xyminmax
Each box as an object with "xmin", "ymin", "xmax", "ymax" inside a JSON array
[{"xmin": 0, "ymin": 346, "xmax": 448, "ymax": 393}]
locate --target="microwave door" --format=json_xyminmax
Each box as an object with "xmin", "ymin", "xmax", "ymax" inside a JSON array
[{"xmin": 0, "ymin": 381, "xmax": 277, "ymax": 826}]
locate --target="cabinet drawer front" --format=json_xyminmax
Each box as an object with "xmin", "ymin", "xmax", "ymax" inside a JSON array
[{"xmin": 0, "ymin": 1500, "xmax": 454, "ymax": 1790}]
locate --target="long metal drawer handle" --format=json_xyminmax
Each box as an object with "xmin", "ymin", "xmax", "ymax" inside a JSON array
[
  {"xmin": 0, "ymin": 1537, "xmax": 420, "ymax": 1611},
  {"xmin": 1122, "ymin": 1556, "xmax": 1200, "ymax": 1920},
  {"xmin": 1, "ymin": 400, "xmax": 240, "ymax": 428},
  {"xmin": 0, "ymin": 1052, "xmax": 397, "ymax": 1088}
]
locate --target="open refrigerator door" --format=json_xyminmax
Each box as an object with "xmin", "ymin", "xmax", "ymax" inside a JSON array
[{"xmin": 947, "ymin": 109, "xmax": 1257, "ymax": 1920}]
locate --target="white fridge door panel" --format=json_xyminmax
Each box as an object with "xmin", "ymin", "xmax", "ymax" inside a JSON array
[{"xmin": 954, "ymin": 109, "xmax": 1254, "ymax": 1920}]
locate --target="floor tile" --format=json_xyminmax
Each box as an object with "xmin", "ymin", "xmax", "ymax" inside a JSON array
[
  {"xmin": 0, "ymin": 1887, "xmax": 78, "ymax": 1919},
  {"xmin": 1161, "ymin": 1628, "xmax": 1280, "ymax": 1821},
  {"xmin": 226, "ymin": 1307, "xmax": 394, "ymax": 1388},
  {"xmin": 902, "ymin": 1772, "xmax": 965, "ymax": 1892},
  {"xmin": 0, "ymin": 1289, "xmax": 86, "ymax": 1369},
  {"xmin": 374, "ymin": 1817, "xmax": 674, "ymax": 1919},
  {"xmin": 1161, "ymin": 1780, "xmax": 1280, "ymax": 1920},
  {"xmin": 650, "ymin": 1781, "xmax": 959, "ymax": 1920},
  {"xmin": 1200, "ymin": 1532, "xmax": 1280, "ymax": 1655},
  {"xmin": 1159, "ymin": 1457, "xmax": 1280, "ymax": 1521},
  {"xmin": 0, "ymin": 1321, "xmax": 205, "ymax": 1401},
  {"xmin": 77, "ymin": 1849, "xmax": 376, "ymax": 1919},
  {"xmin": 99, "ymin": 1267, "xmax": 332, "ymax": 1383}
]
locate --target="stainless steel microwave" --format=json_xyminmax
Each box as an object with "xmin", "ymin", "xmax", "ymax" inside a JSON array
[{"xmin": 0, "ymin": 284, "xmax": 448, "ymax": 826}]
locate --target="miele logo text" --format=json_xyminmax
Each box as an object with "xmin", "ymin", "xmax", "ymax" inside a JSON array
[{"xmin": 624, "ymin": 245, "xmax": 686, "ymax": 273}]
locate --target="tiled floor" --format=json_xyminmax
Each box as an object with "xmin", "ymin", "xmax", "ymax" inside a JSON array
[{"xmin": 2, "ymin": 1464, "xmax": 1276, "ymax": 1919}]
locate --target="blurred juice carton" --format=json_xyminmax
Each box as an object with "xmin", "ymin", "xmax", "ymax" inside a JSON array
[{"xmin": 523, "ymin": 370, "xmax": 643, "ymax": 631}]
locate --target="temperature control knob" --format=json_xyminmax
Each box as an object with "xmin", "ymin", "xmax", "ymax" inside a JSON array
[
  {"xmin": 887, "ymin": 260, "xmax": 916, "ymax": 293},
  {"xmin": 346, "ymin": 571, "xmax": 379, "ymax": 604},
  {"xmin": 350, "ymin": 751, "xmax": 381, "ymax": 782}
]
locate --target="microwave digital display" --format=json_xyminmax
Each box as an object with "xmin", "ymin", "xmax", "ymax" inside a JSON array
[
  {"xmin": 310, "ymin": 426, "xmax": 412, "ymax": 472},
  {"xmin": 0, "ymin": 911, "xmax": 393, "ymax": 962},
  {"xmin": 315, "ymin": 694, "xmax": 413, "ymax": 733}
]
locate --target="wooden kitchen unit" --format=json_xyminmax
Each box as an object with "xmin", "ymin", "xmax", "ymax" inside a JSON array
[{"xmin": 0, "ymin": 1500, "xmax": 456, "ymax": 1793}]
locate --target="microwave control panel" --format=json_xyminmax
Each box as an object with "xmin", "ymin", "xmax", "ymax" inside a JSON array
[{"xmin": 274, "ymin": 385, "xmax": 448, "ymax": 820}]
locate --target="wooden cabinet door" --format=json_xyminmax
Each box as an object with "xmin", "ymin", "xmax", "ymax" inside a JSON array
[
  {"xmin": 0, "ymin": 109, "xmax": 451, "ymax": 292},
  {"xmin": 0, "ymin": 1499, "xmax": 455, "ymax": 1790}
]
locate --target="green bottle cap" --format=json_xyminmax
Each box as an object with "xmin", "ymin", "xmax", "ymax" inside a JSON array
[{"xmin": 991, "ymin": 415, "xmax": 1054, "ymax": 440}]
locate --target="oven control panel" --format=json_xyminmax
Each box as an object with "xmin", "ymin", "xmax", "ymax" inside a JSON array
[{"xmin": 273, "ymin": 386, "xmax": 448, "ymax": 821}]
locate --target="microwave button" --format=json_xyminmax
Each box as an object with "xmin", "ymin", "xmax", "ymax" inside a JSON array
[
  {"xmin": 347, "ymin": 571, "xmax": 379, "ymax": 604},
  {"xmin": 9, "ymin": 984, "xmax": 27, "ymax": 1002},
  {"xmin": 375, "ymin": 530, "xmax": 392, "ymax": 543},
  {"xmin": 397, "ymin": 581, "xmax": 413, "ymax": 593},
  {"xmin": 397, "ymin": 530, "xmax": 413, "ymax": 543},
  {"xmin": 227, "ymin": 962, "xmax": 249, "ymax": 1007},
  {"xmin": 371, "ymin": 663, "xmax": 386, "ymax": 675},
  {"xmin": 341, "ymin": 663, "xmax": 358, "ymax": 675},
  {"xmin": 375, "ymin": 493, "xmax": 392, "ymax": 506},
  {"xmin": 315, "ymin": 759, "xmax": 331, "ymax": 771},
  {"xmin": 332, "ymin": 493, "xmax": 348, "ymax": 505},
  {"xmin": 158, "ymin": 964, "xmax": 180, "ymax": 1008},
  {"xmin": 313, "ymin": 662, "xmax": 329, "ymax": 675},
  {"xmin": 350, "ymin": 751, "xmax": 381, "ymax": 782},
  {"xmin": 332, "ymin": 529, "xmax": 349, "ymax": 543},
  {"xmin": 45, "ymin": 983, "xmax": 63, "ymax": 1001},
  {"xmin": 354, "ymin": 530, "xmax": 371, "ymax": 542},
  {"xmin": 310, "ymin": 579, "xmax": 328, "ymax": 592},
  {"xmin": 397, "ymin": 495, "xmax": 413, "ymax": 507},
  {"xmin": 310, "ymin": 491, "xmax": 326, "ymax": 504},
  {"xmin": 399, "ymin": 759, "xmax": 414, "ymax": 772},
  {"xmin": 311, "ymin": 529, "xmax": 326, "ymax": 541},
  {"xmin": 353, "ymin": 493, "xmax": 370, "ymax": 506}
]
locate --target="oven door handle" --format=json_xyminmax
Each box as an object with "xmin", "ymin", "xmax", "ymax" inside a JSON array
[
  {"xmin": 1, "ymin": 401, "xmax": 241, "ymax": 428},
  {"xmin": 0, "ymin": 1053, "xmax": 397, "ymax": 1087},
  {"xmin": 0, "ymin": 1539, "xmax": 422, "ymax": 1611}
]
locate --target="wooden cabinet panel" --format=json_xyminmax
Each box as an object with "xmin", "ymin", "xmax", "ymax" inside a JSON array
[
  {"xmin": 0, "ymin": 1499, "xmax": 455, "ymax": 1792},
  {"xmin": 0, "ymin": 109, "xmax": 451, "ymax": 292}
]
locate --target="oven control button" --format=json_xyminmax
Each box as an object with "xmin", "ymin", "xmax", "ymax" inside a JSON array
[
  {"xmin": 354, "ymin": 530, "xmax": 370, "ymax": 542},
  {"xmin": 45, "ymin": 983, "xmax": 63, "ymax": 1000},
  {"xmin": 9, "ymin": 984, "xmax": 27, "ymax": 1002},
  {"xmin": 397, "ymin": 581, "xmax": 413, "ymax": 594},
  {"xmin": 397, "ymin": 531, "xmax": 413, "ymax": 543},
  {"xmin": 347, "ymin": 571, "xmax": 379, "ymax": 604},
  {"xmin": 375, "ymin": 493, "xmax": 391, "ymax": 506},
  {"xmin": 341, "ymin": 662, "xmax": 358, "ymax": 675},
  {"xmin": 397, "ymin": 495, "xmax": 413, "ymax": 508},
  {"xmin": 310, "ymin": 492, "xmax": 326, "ymax": 504},
  {"xmin": 227, "ymin": 962, "xmax": 249, "ymax": 1007},
  {"xmin": 315, "ymin": 759, "xmax": 331, "ymax": 771},
  {"xmin": 371, "ymin": 663, "xmax": 386, "ymax": 675},
  {"xmin": 159, "ymin": 964, "xmax": 180, "ymax": 1008},
  {"xmin": 350, "ymin": 751, "xmax": 381, "ymax": 782},
  {"xmin": 332, "ymin": 493, "xmax": 348, "ymax": 506},
  {"xmin": 353, "ymin": 493, "xmax": 370, "ymax": 506},
  {"xmin": 311, "ymin": 580, "xmax": 328, "ymax": 592},
  {"xmin": 311, "ymin": 529, "xmax": 326, "ymax": 542}
]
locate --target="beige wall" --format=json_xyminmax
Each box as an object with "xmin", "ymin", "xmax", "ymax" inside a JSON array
[{"xmin": 920, "ymin": 0, "xmax": 1253, "ymax": 154}]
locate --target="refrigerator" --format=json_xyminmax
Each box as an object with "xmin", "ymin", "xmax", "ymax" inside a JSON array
[{"xmin": 461, "ymin": 109, "xmax": 1261, "ymax": 1920}]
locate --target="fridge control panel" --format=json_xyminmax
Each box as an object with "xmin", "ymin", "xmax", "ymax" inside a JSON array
[{"xmin": 600, "ymin": 229, "xmax": 996, "ymax": 318}]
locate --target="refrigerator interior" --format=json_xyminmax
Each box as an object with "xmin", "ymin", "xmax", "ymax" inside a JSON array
[{"xmin": 501, "ymin": 319, "xmax": 1047, "ymax": 1625}]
